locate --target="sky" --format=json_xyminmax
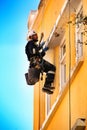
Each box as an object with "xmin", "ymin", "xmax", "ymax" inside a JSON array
[{"xmin": 0, "ymin": 0, "xmax": 40, "ymax": 130}]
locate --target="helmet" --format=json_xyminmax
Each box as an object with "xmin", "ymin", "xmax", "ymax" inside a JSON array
[{"xmin": 27, "ymin": 30, "xmax": 37, "ymax": 38}]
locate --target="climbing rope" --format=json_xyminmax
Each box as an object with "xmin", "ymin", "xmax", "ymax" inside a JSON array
[
  {"xmin": 38, "ymin": 1, "xmax": 46, "ymax": 129},
  {"xmin": 68, "ymin": 0, "xmax": 71, "ymax": 130}
]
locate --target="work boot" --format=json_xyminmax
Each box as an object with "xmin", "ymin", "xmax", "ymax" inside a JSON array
[
  {"xmin": 25, "ymin": 73, "xmax": 29, "ymax": 85},
  {"xmin": 42, "ymin": 83, "xmax": 54, "ymax": 94},
  {"xmin": 42, "ymin": 87, "xmax": 53, "ymax": 94},
  {"xmin": 44, "ymin": 83, "xmax": 55, "ymax": 89}
]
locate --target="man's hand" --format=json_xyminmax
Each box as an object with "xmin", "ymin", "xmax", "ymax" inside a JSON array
[
  {"xmin": 39, "ymin": 32, "xmax": 44, "ymax": 45},
  {"xmin": 43, "ymin": 46, "xmax": 49, "ymax": 52},
  {"xmin": 39, "ymin": 41, "xmax": 45, "ymax": 48}
]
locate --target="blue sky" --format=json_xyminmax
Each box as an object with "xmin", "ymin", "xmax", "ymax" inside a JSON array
[{"xmin": 0, "ymin": 0, "xmax": 40, "ymax": 130}]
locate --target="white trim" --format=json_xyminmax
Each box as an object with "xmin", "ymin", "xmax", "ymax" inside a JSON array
[
  {"xmin": 45, "ymin": 94, "xmax": 51, "ymax": 118},
  {"xmin": 75, "ymin": 4, "xmax": 83, "ymax": 62},
  {"xmin": 60, "ymin": 36, "xmax": 66, "ymax": 62},
  {"xmin": 46, "ymin": 0, "xmax": 69, "ymax": 45},
  {"xmin": 59, "ymin": 36, "xmax": 66, "ymax": 91}
]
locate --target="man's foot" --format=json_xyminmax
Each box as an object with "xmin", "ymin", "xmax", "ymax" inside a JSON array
[
  {"xmin": 25, "ymin": 73, "xmax": 29, "ymax": 85},
  {"xmin": 44, "ymin": 84, "xmax": 55, "ymax": 90},
  {"xmin": 42, "ymin": 87, "xmax": 53, "ymax": 94},
  {"xmin": 50, "ymin": 86, "xmax": 55, "ymax": 89}
]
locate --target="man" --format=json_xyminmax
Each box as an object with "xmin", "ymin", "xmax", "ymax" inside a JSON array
[{"xmin": 25, "ymin": 30, "xmax": 56, "ymax": 94}]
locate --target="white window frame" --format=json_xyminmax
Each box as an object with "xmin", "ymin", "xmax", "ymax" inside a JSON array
[
  {"xmin": 75, "ymin": 4, "xmax": 83, "ymax": 62},
  {"xmin": 60, "ymin": 37, "xmax": 66, "ymax": 91},
  {"xmin": 45, "ymin": 94, "xmax": 50, "ymax": 117},
  {"xmin": 60, "ymin": 40, "xmax": 66, "ymax": 61}
]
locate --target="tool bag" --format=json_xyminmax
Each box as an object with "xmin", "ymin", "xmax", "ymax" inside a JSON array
[{"xmin": 25, "ymin": 67, "xmax": 41, "ymax": 85}]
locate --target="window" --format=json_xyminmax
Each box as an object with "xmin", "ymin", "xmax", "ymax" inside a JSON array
[
  {"xmin": 45, "ymin": 95, "xmax": 50, "ymax": 116},
  {"xmin": 60, "ymin": 63, "xmax": 66, "ymax": 89},
  {"xmin": 60, "ymin": 38, "xmax": 66, "ymax": 90},
  {"xmin": 75, "ymin": 6, "xmax": 83, "ymax": 61},
  {"xmin": 60, "ymin": 40, "xmax": 66, "ymax": 60}
]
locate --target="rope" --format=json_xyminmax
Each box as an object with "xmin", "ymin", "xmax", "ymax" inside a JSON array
[
  {"xmin": 68, "ymin": 0, "xmax": 71, "ymax": 130},
  {"xmin": 38, "ymin": 1, "xmax": 45, "ymax": 129}
]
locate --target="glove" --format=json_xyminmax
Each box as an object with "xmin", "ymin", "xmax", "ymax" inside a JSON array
[
  {"xmin": 43, "ymin": 46, "xmax": 49, "ymax": 52},
  {"xmin": 40, "ymin": 41, "xmax": 45, "ymax": 48}
]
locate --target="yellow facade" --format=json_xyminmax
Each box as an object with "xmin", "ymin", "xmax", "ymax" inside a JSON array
[{"xmin": 28, "ymin": 0, "xmax": 87, "ymax": 130}]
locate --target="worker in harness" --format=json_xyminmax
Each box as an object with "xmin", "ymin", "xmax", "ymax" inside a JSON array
[{"xmin": 25, "ymin": 30, "xmax": 56, "ymax": 94}]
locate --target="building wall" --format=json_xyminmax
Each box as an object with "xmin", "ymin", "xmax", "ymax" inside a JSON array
[
  {"xmin": 28, "ymin": 0, "xmax": 87, "ymax": 130},
  {"xmin": 32, "ymin": 0, "xmax": 65, "ymax": 40},
  {"xmin": 32, "ymin": 1, "xmax": 66, "ymax": 129}
]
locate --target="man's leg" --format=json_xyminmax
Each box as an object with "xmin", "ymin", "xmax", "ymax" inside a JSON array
[{"xmin": 42, "ymin": 60, "xmax": 56, "ymax": 94}]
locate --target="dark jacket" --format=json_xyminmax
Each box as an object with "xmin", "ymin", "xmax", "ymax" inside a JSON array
[{"xmin": 25, "ymin": 40, "xmax": 45, "ymax": 61}]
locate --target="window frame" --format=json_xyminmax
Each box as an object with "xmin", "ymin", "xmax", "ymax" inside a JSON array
[
  {"xmin": 45, "ymin": 94, "xmax": 51, "ymax": 117},
  {"xmin": 60, "ymin": 37, "xmax": 66, "ymax": 91},
  {"xmin": 75, "ymin": 5, "xmax": 83, "ymax": 62}
]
